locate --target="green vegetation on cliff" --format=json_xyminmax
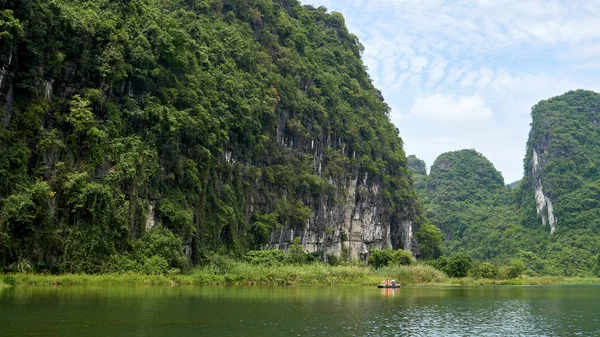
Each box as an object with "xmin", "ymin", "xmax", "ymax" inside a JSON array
[
  {"xmin": 518, "ymin": 90, "xmax": 600, "ymax": 276},
  {"xmin": 419, "ymin": 150, "xmax": 516, "ymax": 256},
  {"xmin": 411, "ymin": 91, "xmax": 600, "ymax": 277},
  {"xmin": 0, "ymin": 0, "xmax": 420, "ymax": 273}
]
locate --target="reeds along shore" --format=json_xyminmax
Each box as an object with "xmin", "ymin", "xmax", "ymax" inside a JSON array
[{"xmin": 2, "ymin": 263, "xmax": 600, "ymax": 287}]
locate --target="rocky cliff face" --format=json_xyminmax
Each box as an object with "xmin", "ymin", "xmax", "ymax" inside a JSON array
[
  {"xmin": 529, "ymin": 148, "xmax": 557, "ymax": 233},
  {"xmin": 267, "ymin": 170, "xmax": 418, "ymax": 260},
  {"xmin": 264, "ymin": 106, "xmax": 420, "ymax": 260}
]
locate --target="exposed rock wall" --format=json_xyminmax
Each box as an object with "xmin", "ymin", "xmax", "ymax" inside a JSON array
[
  {"xmin": 267, "ymin": 172, "xmax": 416, "ymax": 260},
  {"xmin": 530, "ymin": 149, "xmax": 556, "ymax": 233},
  {"xmin": 265, "ymin": 118, "xmax": 418, "ymax": 259}
]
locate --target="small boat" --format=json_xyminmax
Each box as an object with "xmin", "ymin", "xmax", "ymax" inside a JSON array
[{"xmin": 377, "ymin": 285, "xmax": 401, "ymax": 289}]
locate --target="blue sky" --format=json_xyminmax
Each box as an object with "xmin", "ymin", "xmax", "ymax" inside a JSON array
[{"xmin": 305, "ymin": 0, "xmax": 600, "ymax": 182}]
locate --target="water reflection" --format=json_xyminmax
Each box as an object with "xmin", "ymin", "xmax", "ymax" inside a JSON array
[
  {"xmin": 2, "ymin": 285, "xmax": 600, "ymax": 336},
  {"xmin": 380, "ymin": 288, "xmax": 397, "ymax": 297}
]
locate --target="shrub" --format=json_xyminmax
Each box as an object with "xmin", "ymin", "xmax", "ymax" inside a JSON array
[
  {"xmin": 428, "ymin": 256, "xmax": 450, "ymax": 275},
  {"xmin": 102, "ymin": 254, "xmax": 142, "ymax": 273},
  {"xmin": 447, "ymin": 253, "xmax": 472, "ymax": 278},
  {"xmin": 470, "ymin": 262, "xmax": 498, "ymax": 279},
  {"xmin": 142, "ymin": 255, "xmax": 169, "ymax": 275},
  {"xmin": 245, "ymin": 250, "xmax": 285, "ymax": 266},
  {"xmin": 250, "ymin": 213, "xmax": 281, "ymax": 245},
  {"xmin": 507, "ymin": 259, "xmax": 525, "ymax": 278},
  {"xmin": 327, "ymin": 254, "xmax": 340, "ymax": 266},
  {"xmin": 285, "ymin": 237, "xmax": 308, "ymax": 264},
  {"xmin": 368, "ymin": 248, "xmax": 394, "ymax": 268},
  {"xmin": 15, "ymin": 258, "xmax": 34, "ymax": 273},
  {"xmin": 392, "ymin": 249, "xmax": 414, "ymax": 266},
  {"xmin": 208, "ymin": 253, "xmax": 236, "ymax": 274},
  {"xmin": 368, "ymin": 248, "xmax": 414, "ymax": 268},
  {"xmin": 2, "ymin": 275, "xmax": 16, "ymax": 286},
  {"xmin": 134, "ymin": 227, "xmax": 188, "ymax": 270}
]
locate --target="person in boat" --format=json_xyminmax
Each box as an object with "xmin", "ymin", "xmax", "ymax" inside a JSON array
[
  {"xmin": 391, "ymin": 279, "xmax": 396, "ymax": 286},
  {"xmin": 381, "ymin": 278, "xmax": 386, "ymax": 286}
]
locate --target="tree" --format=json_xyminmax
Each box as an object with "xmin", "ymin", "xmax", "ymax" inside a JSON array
[
  {"xmin": 368, "ymin": 247, "xmax": 394, "ymax": 268},
  {"xmin": 447, "ymin": 253, "xmax": 472, "ymax": 278},
  {"xmin": 285, "ymin": 237, "xmax": 308, "ymax": 264},
  {"xmin": 368, "ymin": 248, "xmax": 413, "ymax": 268},
  {"xmin": 470, "ymin": 262, "xmax": 498, "ymax": 279},
  {"xmin": 506, "ymin": 259, "xmax": 525, "ymax": 278},
  {"xmin": 415, "ymin": 223, "xmax": 442, "ymax": 260},
  {"xmin": 392, "ymin": 249, "xmax": 414, "ymax": 266}
]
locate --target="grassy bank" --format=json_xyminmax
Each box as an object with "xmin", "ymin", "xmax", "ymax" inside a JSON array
[
  {"xmin": 443, "ymin": 276, "xmax": 600, "ymax": 286},
  {"xmin": 2, "ymin": 263, "xmax": 600, "ymax": 287},
  {"xmin": 0, "ymin": 263, "xmax": 446, "ymax": 287}
]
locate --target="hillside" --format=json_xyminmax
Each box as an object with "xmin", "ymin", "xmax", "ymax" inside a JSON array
[
  {"xmin": 518, "ymin": 90, "xmax": 600, "ymax": 275},
  {"xmin": 412, "ymin": 150, "xmax": 517, "ymax": 256},
  {"xmin": 425, "ymin": 149, "xmax": 507, "ymax": 243},
  {"xmin": 411, "ymin": 91, "xmax": 600, "ymax": 276},
  {"xmin": 0, "ymin": 0, "xmax": 421, "ymax": 273}
]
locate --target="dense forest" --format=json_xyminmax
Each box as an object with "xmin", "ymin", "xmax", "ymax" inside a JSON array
[{"xmin": 0, "ymin": 0, "xmax": 422, "ymax": 273}]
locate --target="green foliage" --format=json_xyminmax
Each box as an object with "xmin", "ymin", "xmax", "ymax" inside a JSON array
[
  {"xmin": 250, "ymin": 213, "xmax": 281, "ymax": 246},
  {"xmin": 506, "ymin": 259, "xmax": 525, "ymax": 278},
  {"xmin": 157, "ymin": 190, "xmax": 195, "ymax": 240},
  {"xmin": 407, "ymin": 155, "xmax": 427, "ymax": 176},
  {"xmin": 392, "ymin": 249, "xmax": 414, "ymax": 266},
  {"xmin": 14, "ymin": 257, "xmax": 34, "ymax": 273},
  {"xmin": 245, "ymin": 249, "xmax": 285, "ymax": 266},
  {"xmin": 415, "ymin": 223, "xmax": 442, "ymax": 260},
  {"xmin": 424, "ymin": 149, "xmax": 508, "ymax": 243},
  {"xmin": 0, "ymin": 9, "xmax": 24, "ymax": 44},
  {"xmin": 285, "ymin": 237, "xmax": 308, "ymax": 264},
  {"xmin": 368, "ymin": 247, "xmax": 413, "ymax": 268},
  {"xmin": 142, "ymin": 255, "xmax": 170, "ymax": 275},
  {"xmin": 469, "ymin": 262, "xmax": 498, "ymax": 279},
  {"xmin": 446, "ymin": 253, "xmax": 472, "ymax": 278},
  {"xmin": 415, "ymin": 148, "xmax": 553, "ymax": 271},
  {"xmin": 508, "ymin": 90, "xmax": 600, "ymax": 276},
  {"xmin": 134, "ymin": 226, "xmax": 187, "ymax": 271},
  {"xmin": 428, "ymin": 256, "xmax": 448, "ymax": 274},
  {"xmin": 507, "ymin": 180, "xmax": 521, "ymax": 190},
  {"xmin": 207, "ymin": 253, "xmax": 237, "ymax": 275},
  {"xmin": 368, "ymin": 248, "xmax": 394, "ymax": 268},
  {"xmin": 276, "ymin": 198, "xmax": 311, "ymax": 228},
  {"xmin": 65, "ymin": 95, "xmax": 95, "ymax": 134}
]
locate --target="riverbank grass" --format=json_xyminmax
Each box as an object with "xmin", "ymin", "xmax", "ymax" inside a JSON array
[
  {"xmin": 0, "ymin": 263, "xmax": 446, "ymax": 286},
  {"xmin": 3, "ymin": 264, "xmax": 600, "ymax": 287}
]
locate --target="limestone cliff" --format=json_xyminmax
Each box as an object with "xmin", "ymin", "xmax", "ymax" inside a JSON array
[
  {"xmin": 521, "ymin": 90, "xmax": 600, "ymax": 234},
  {"xmin": 0, "ymin": 0, "xmax": 421, "ymax": 271},
  {"xmin": 267, "ymin": 170, "xmax": 419, "ymax": 260}
]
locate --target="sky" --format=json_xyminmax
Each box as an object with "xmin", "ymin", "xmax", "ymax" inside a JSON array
[{"xmin": 305, "ymin": 0, "xmax": 600, "ymax": 183}]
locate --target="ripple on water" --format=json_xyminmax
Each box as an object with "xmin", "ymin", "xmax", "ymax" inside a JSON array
[{"xmin": 363, "ymin": 297, "xmax": 590, "ymax": 337}]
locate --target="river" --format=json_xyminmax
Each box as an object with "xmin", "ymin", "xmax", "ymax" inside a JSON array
[{"xmin": 1, "ymin": 285, "xmax": 599, "ymax": 336}]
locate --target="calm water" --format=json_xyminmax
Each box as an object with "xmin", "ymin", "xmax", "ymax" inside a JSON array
[{"xmin": 1, "ymin": 285, "xmax": 600, "ymax": 336}]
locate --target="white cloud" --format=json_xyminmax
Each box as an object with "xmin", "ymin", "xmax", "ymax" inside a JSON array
[
  {"xmin": 311, "ymin": 0, "xmax": 600, "ymax": 181},
  {"xmin": 409, "ymin": 94, "xmax": 493, "ymax": 122}
]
